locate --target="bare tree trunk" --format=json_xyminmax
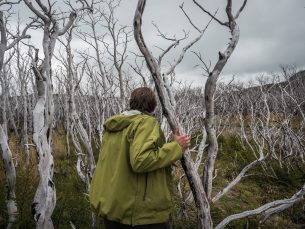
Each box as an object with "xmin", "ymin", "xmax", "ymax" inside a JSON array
[
  {"xmin": 59, "ymin": 27, "xmax": 96, "ymax": 227},
  {"xmin": 100, "ymin": 1, "xmax": 131, "ymax": 111},
  {"xmin": 0, "ymin": 124, "xmax": 18, "ymax": 229},
  {"xmin": 23, "ymin": 1, "xmax": 92, "ymax": 227},
  {"xmin": 64, "ymin": 93, "xmax": 71, "ymax": 157},
  {"xmin": 31, "ymin": 46, "xmax": 56, "ymax": 229},
  {"xmin": 133, "ymin": 1, "xmax": 212, "ymax": 228},
  {"xmin": 192, "ymin": 0, "xmax": 245, "ymax": 200},
  {"xmin": 0, "ymin": 9, "xmax": 29, "ymax": 227},
  {"xmin": 65, "ymin": 28, "xmax": 96, "ymax": 177},
  {"xmin": 16, "ymin": 44, "xmax": 31, "ymax": 166},
  {"xmin": 22, "ymin": 85, "xmax": 30, "ymax": 166},
  {"xmin": 0, "ymin": 70, "xmax": 8, "ymax": 137}
]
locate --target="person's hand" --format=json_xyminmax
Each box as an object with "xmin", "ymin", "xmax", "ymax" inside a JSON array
[{"xmin": 172, "ymin": 128, "xmax": 191, "ymax": 149}]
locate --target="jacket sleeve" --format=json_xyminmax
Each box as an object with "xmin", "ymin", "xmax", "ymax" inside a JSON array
[{"xmin": 129, "ymin": 117, "xmax": 183, "ymax": 173}]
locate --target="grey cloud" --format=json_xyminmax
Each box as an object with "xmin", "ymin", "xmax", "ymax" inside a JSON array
[
  {"xmin": 124, "ymin": 0, "xmax": 305, "ymax": 80},
  {"xmin": 6, "ymin": 0, "xmax": 305, "ymax": 84}
]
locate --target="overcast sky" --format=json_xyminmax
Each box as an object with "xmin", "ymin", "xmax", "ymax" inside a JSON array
[{"xmin": 8, "ymin": 0, "xmax": 305, "ymax": 86}]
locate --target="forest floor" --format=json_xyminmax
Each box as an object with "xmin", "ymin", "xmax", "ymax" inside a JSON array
[{"xmin": 0, "ymin": 127, "xmax": 304, "ymax": 229}]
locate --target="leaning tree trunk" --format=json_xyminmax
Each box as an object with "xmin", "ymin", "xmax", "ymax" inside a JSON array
[
  {"xmin": 0, "ymin": 124, "xmax": 18, "ymax": 229},
  {"xmin": 21, "ymin": 82, "xmax": 30, "ymax": 166},
  {"xmin": 66, "ymin": 28, "xmax": 96, "ymax": 177},
  {"xmin": 0, "ymin": 10, "xmax": 20, "ymax": 228},
  {"xmin": 133, "ymin": 1, "xmax": 212, "ymax": 228},
  {"xmin": 16, "ymin": 45, "xmax": 31, "ymax": 166},
  {"xmin": 64, "ymin": 28, "xmax": 96, "ymax": 227}
]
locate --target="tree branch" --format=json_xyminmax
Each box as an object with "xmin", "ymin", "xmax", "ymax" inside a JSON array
[
  {"xmin": 23, "ymin": 0, "xmax": 49, "ymax": 22},
  {"xmin": 6, "ymin": 22, "xmax": 32, "ymax": 50},
  {"xmin": 192, "ymin": 0, "xmax": 226, "ymax": 26},
  {"xmin": 235, "ymin": 0, "xmax": 248, "ymax": 19},
  {"xmin": 179, "ymin": 2, "xmax": 201, "ymax": 33},
  {"xmin": 215, "ymin": 183, "xmax": 305, "ymax": 229}
]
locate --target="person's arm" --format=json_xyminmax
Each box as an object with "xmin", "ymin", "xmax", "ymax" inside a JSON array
[{"xmin": 129, "ymin": 117, "xmax": 183, "ymax": 173}]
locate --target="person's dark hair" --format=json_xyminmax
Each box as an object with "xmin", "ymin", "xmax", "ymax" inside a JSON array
[{"xmin": 129, "ymin": 87, "xmax": 157, "ymax": 113}]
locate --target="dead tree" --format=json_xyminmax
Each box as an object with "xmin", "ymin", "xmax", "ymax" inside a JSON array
[
  {"xmin": 23, "ymin": 0, "xmax": 92, "ymax": 228},
  {"xmin": 177, "ymin": 95, "xmax": 207, "ymax": 212},
  {"xmin": 0, "ymin": 3, "xmax": 31, "ymax": 227},
  {"xmin": 57, "ymin": 27, "xmax": 96, "ymax": 182},
  {"xmin": 1, "ymin": 60, "xmax": 21, "ymax": 166},
  {"xmin": 208, "ymin": 69, "xmax": 305, "ymax": 227},
  {"xmin": 134, "ymin": 1, "xmax": 212, "ymax": 228},
  {"xmin": 57, "ymin": 28, "xmax": 98, "ymax": 227},
  {"xmin": 99, "ymin": 0, "xmax": 131, "ymax": 110},
  {"xmin": 128, "ymin": 53, "xmax": 148, "ymax": 87},
  {"xmin": 212, "ymin": 85, "xmax": 277, "ymax": 203},
  {"xmin": 190, "ymin": 0, "xmax": 248, "ymax": 200},
  {"xmin": 77, "ymin": 0, "xmax": 131, "ymax": 111},
  {"xmin": 215, "ymin": 183, "xmax": 305, "ymax": 229},
  {"xmin": 15, "ymin": 42, "xmax": 31, "ymax": 166}
]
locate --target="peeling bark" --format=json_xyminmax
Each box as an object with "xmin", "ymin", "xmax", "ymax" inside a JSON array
[{"xmin": 0, "ymin": 124, "xmax": 18, "ymax": 229}]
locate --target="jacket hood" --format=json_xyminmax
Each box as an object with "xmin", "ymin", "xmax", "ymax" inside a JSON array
[{"xmin": 104, "ymin": 110, "xmax": 142, "ymax": 132}]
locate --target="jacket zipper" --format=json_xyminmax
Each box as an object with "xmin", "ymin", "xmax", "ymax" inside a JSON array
[{"xmin": 143, "ymin": 173, "xmax": 148, "ymax": 200}]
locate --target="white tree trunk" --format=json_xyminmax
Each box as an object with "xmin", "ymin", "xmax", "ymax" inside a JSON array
[
  {"xmin": 133, "ymin": 1, "xmax": 212, "ymax": 228},
  {"xmin": 31, "ymin": 79, "xmax": 56, "ymax": 229},
  {"xmin": 22, "ymin": 1, "xmax": 92, "ymax": 226},
  {"xmin": 0, "ymin": 10, "xmax": 21, "ymax": 227},
  {"xmin": 0, "ymin": 124, "xmax": 18, "ymax": 228},
  {"xmin": 215, "ymin": 183, "xmax": 305, "ymax": 229},
  {"xmin": 197, "ymin": 0, "xmax": 242, "ymax": 200}
]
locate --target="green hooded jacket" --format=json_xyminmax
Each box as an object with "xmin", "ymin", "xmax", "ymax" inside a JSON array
[{"xmin": 89, "ymin": 112, "xmax": 183, "ymax": 225}]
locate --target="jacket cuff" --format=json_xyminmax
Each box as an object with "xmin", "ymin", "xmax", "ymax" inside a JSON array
[{"xmin": 167, "ymin": 141, "xmax": 183, "ymax": 161}]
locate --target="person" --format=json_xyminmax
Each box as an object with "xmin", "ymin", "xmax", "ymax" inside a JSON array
[{"xmin": 89, "ymin": 87, "xmax": 191, "ymax": 229}]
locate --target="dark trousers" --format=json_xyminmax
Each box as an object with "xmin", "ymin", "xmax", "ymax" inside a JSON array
[{"xmin": 104, "ymin": 218, "xmax": 171, "ymax": 229}]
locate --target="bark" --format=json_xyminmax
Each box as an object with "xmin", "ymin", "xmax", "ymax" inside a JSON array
[
  {"xmin": 31, "ymin": 48, "xmax": 56, "ymax": 228},
  {"xmin": 71, "ymin": 129, "xmax": 87, "ymax": 183},
  {"xmin": 0, "ymin": 70, "xmax": 8, "ymax": 136},
  {"xmin": 0, "ymin": 124, "xmax": 18, "ymax": 229},
  {"xmin": 185, "ymin": 127, "xmax": 207, "ymax": 204}
]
